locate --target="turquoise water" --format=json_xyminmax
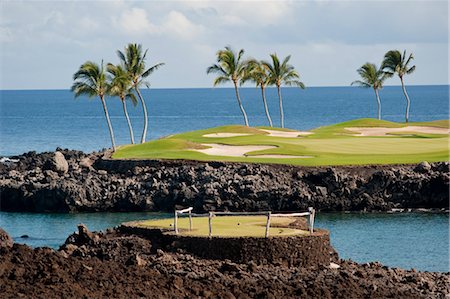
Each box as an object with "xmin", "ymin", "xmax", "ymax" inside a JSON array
[
  {"xmin": 0, "ymin": 212, "xmax": 448, "ymax": 272},
  {"xmin": 1, "ymin": 85, "xmax": 448, "ymax": 156}
]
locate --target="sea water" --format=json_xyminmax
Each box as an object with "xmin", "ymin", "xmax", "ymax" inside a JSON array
[
  {"xmin": 0, "ymin": 211, "xmax": 448, "ymax": 272},
  {"xmin": 0, "ymin": 86, "xmax": 449, "ymax": 272},
  {"xmin": 1, "ymin": 85, "xmax": 448, "ymax": 156}
]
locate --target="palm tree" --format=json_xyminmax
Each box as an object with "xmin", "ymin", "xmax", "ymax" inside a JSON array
[
  {"xmin": 207, "ymin": 46, "xmax": 250, "ymax": 126},
  {"xmin": 117, "ymin": 43, "xmax": 165, "ymax": 143},
  {"xmin": 71, "ymin": 61, "xmax": 116, "ymax": 151},
  {"xmin": 242, "ymin": 60, "xmax": 273, "ymax": 127},
  {"xmin": 107, "ymin": 63, "xmax": 138, "ymax": 144},
  {"xmin": 351, "ymin": 63, "xmax": 387, "ymax": 120},
  {"xmin": 262, "ymin": 54, "xmax": 305, "ymax": 128},
  {"xmin": 382, "ymin": 50, "xmax": 416, "ymax": 123}
]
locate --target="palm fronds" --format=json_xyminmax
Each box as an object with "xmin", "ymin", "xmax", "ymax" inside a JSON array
[{"xmin": 351, "ymin": 63, "xmax": 387, "ymax": 90}]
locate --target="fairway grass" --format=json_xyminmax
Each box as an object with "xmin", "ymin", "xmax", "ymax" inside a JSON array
[
  {"xmin": 113, "ymin": 118, "xmax": 449, "ymax": 166},
  {"xmin": 133, "ymin": 215, "xmax": 307, "ymax": 238}
]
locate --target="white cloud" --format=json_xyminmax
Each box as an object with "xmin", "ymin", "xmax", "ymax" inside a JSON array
[
  {"xmin": 0, "ymin": 0, "xmax": 447, "ymax": 89},
  {"xmin": 118, "ymin": 8, "xmax": 159, "ymax": 35},
  {"xmin": 163, "ymin": 10, "xmax": 205, "ymax": 40},
  {"xmin": 0, "ymin": 27, "xmax": 13, "ymax": 43}
]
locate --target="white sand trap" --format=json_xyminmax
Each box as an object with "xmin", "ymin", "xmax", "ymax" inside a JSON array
[
  {"xmin": 345, "ymin": 126, "xmax": 450, "ymax": 136},
  {"xmin": 194, "ymin": 143, "xmax": 276, "ymax": 157},
  {"xmin": 261, "ymin": 129, "xmax": 313, "ymax": 138},
  {"xmin": 203, "ymin": 133, "xmax": 251, "ymax": 138},
  {"xmin": 250, "ymin": 154, "xmax": 313, "ymax": 159}
]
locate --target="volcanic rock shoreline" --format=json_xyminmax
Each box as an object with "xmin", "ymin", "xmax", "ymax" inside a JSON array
[
  {"xmin": 1, "ymin": 226, "xmax": 449, "ymax": 298},
  {"xmin": 0, "ymin": 149, "xmax": 448, "ymax": 212}
]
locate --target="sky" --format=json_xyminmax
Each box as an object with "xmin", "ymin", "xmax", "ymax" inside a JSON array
[{"xmin": 0, "ymin": 0, "xmax": 448, "ymax": 90}]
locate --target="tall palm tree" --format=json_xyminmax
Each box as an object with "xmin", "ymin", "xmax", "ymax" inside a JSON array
[
  {"xmin": 382, "ymin": 50, "xmax": 416, "ymax": 123},
  {"xmin": 207, "ymin": 46, "xmax": 250, "ymax": 126},
  {"xmin": 242, "ymin": 60, "xmax": 273, "ymax": 127},
  {"xmin": 71, "ymin": 61, "xmax": 116, "ymax": 151},
  {"xmin": 262, "ymin": 54, "xmax": 305, "ymax": 128},
  {"xmin": 117, "ymin": 43, "xmax": 165, "ymax": 143},
  {"xmin": 107, "ymin": 63, "xmax": 138, "ymax": 144},
  {"xmin": 351, "ymin": 63, "xmax": 387, "ymax": 120}
]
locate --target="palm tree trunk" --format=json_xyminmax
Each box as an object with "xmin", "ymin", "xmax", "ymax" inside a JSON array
[
  {"xmin": 121, "ymin": 97, "xmax": 135, "ymax": 144},
  {"xmin": 400, "ymin": 76, "xmax": 410, "ymax": 123},
  {"xmin": 135, "ymin": 87, "xmax": 148, "ymax": 143},
  {"xmin": 99, "ymin": 95, "xmax": 116, "ymax": 152},
  {"xmin": 374, "ymin": 88, "xmax": 381, "ymax": 120},
  {"xmin": 233, "ymin": 81, "xmax": 249, "ymax": 126},
  {"xmin": 261, "ymin": 86, "xmax": 273, "ymax": 127},
  {"xmin": 277, "ymin": 85, "xmax": 284, "ymax": 128}
]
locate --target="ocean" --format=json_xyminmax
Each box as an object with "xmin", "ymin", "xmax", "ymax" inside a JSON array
[
  {"xmin": 0, "ymin": 211, "xmax": 447, "ymax": 272},
  {"xmin": 1, "ymin": 85, "xmax": 448, "ymax": 156},
  {"xmin": 0, "ymin": 85, "xmax": 449, "ymax": 272}
]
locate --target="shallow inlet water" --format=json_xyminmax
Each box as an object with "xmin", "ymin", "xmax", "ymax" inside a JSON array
[{"xmin": 0, "ymin": 212, "xmax": 448, "ymax": 273}]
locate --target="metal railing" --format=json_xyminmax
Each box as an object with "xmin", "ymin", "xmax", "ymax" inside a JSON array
[{"xmin": 173, "ymin": 207, "xmax": 316, "ymax": 238}]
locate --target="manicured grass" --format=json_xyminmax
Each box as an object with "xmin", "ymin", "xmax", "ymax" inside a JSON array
[
  {"xmin": 112, "ymin": 118, "xmax": 449, "ymax": 166},
  {"xmin": 134, "ymin": 215, "xmax": 307, "ymax": 238}
]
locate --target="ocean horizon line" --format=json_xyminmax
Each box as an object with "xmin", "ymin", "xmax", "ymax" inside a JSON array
[{"xmin": 1, "ymin": 84, "xmax": 449, "ymax": 92}]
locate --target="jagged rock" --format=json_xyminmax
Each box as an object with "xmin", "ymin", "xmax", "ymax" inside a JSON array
[
  {"xmin": 43, "ymin": 151, "xmax": 69, "ymax": 174},
  {"xmin": 0, "ymin": 151, "xmax": 448, "ymax": 212},
  {"xmin": 0, "ymin": 226, "xmax": 449, "ymax": 298},
  {"xmin": 79, "ymin": 157, "xmax": 93, "ymax": 169},
  {"xmin": 415, "ymin": 161, "xmax": 431, "ymax": 173},
  {"xmin": 0, "ymin": 228, "xmax": 13, "ymax": 248},
  {"xmin": 330, "ymin": 262, "xmax": 341, "ymax": 269},
  {"xmin": 126, "ymin": 254, "xmax": 147, "ymax": 266}
]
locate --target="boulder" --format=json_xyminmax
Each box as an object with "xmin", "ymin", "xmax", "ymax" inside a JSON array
[
  {"xmin": 0, "ymin": 228, "xmax": 13, "ymax": 248},
  {"xmin": 44, "ymin": 151, "xmax": 69, "ymax": 174},
  {"xmin": 79, "ymin": 157, "xmax": 93, "ymax": 169},
  {"xmin": 414, "ymin": 161, "xmax": 431, "ymax": 173},
  {"xmin": 315, "ymin": 186, "xmax": 328, "ymax": 197}
]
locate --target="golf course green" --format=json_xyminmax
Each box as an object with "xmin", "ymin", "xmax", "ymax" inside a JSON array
[
  {"xmin": 132, "ymin": 215, "xmax": 307, "ymax": 237},
  {"xmin": 112, "ymin": 118, "xmax": 449, "ymax": 166}
]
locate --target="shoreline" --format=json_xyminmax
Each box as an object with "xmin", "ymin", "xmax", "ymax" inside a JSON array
[
  {"xmin": 1, "ymin": 149, "xmax": 448, "ymax": 213},
  {"xmin": 0, "ymin": 225, "xmax": 448, "ymax": 298}
]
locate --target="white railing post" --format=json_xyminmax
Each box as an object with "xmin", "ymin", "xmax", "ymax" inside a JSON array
[
  {"xmin": 265, "ymin": 212, "xmax": 271, "ymax": 238},
  {"xmin": 189, "ymin": 209, "xmax": 193, "ymax": 231},
  {"xmin": 174, "ymin": 210, "xmax": 178, "ymax": 234},
  {"xmin": 208, "ymin": 212, "xmax": 213, "ymax": 238},
  {"xmin": 308, "ymin": 207, "xmax": 315, "ymax": 235}
]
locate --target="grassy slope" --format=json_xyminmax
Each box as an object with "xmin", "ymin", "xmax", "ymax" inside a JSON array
[
  {"xmin": 113, "ymin": 118, "xmax": 449, "ymax": 166},
  {"xmin": 134, "ymin": 215, "xmax": 307, "ymax": 238}
]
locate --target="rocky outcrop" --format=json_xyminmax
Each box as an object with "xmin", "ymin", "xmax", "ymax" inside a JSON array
[
  {"xmin": 0, "ymin": 226, "xmax": 449, "ymax": 298},
  {"xmin": 0, "ymin": 228, "xmax": 13, "ymax": 248},
  {"xmin": 0, "ymin": 149, "xmax": 448, "ymax": 212},
  {"xmin": 43, "ymin": 151, "xmax": 69, "ymax": 174},
  {"xmin": 118, "ymin": 224, "xmax": 337, "ymax": 268}
]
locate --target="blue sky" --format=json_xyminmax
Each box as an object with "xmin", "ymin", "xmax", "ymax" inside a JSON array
[{"xmin": 0, "ymin": 0, "xmax": 448, "ymax": 89}]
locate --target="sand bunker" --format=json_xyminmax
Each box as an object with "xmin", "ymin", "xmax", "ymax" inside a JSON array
[
  {"xmin": 203, "ymin": 133, "xmax": 251, "ymax": 138},
  {"xmin": 195, "ymin": 144, "xmax": 276, "ymax": 157},
  {"xmin": 261, "ymin": 129, "xmax": 313, "ymax": 138},
  {"xmin": 194, "ymin": 144, "xmax": 312, "ymax": 159},
  {"xmin": 345, "ymin": 126, "xmax": 450, "ymax": 136},
  {"xmin": 250, "ymin": 154, "xmax": 313, "ymax": 159}
]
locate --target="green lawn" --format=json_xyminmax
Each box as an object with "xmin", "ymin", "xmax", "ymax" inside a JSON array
[
  {"xmin": 133, "ymin": 215, "xmax": 306, "ymax": 238},
  {"xmin": 112, "ymin": 118, "xmax": 449, "ymax": 166}
]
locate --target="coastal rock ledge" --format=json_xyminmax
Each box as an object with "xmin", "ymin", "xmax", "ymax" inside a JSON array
[
  {"xmin": 0, "ymin": 149, "xmax": 448, "ymax": 212},
  {"xmin": 0, "ymin": 226, "xmax": 449, "ymax": 298}
]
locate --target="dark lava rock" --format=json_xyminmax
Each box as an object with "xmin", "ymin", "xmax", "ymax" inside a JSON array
[
  {"xmin": 0, "ymin": 228, "xmax": 13, "ymax": 248},
  {"xmin": 0, "ymin": 227, "xmax": 448, "ymax": 299},
  {"xmin": 0, "ymin": 149, "xmax": 449, "ymax": 213},
  {"xmin": 414, "ymin": 161, "xmax": 432, "ymax": 173},
  {"xmin": 43, "ymin": 151, "xmax": 69, "ymax": 174}
]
